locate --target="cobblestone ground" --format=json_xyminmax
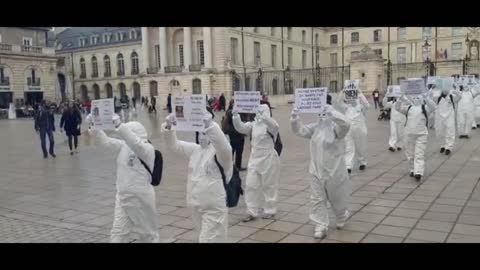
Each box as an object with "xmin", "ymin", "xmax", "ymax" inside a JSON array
[{"xmin": 1, "ymin": 102, "xmax": 480, "ymax": 243}]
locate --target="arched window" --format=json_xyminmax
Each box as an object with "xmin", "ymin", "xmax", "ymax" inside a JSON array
[
  {"xmin": 105, "ymin": 83, "xmax": 113, "ymax": 98},
  {"xmin": 303, "ymin": 78, "xmax": 308, "ymax": 88},
  {"xmin": 117, "ymin": 54, "xmax": 125, "ymax": 76},
  {"xmin": 92, "ymin": 84, "xmax": 100, "ymax": 99},
  {"xmin": 130, "ymin": 29, "xmax": 137, "ymax": 40},
  {"xmin": 192, "ymin": 78, "xmax": 202, "ymax": 94},
  {"xmin": 169, "ymin": 79, "xmax": 180, "ymax": 92},
  {"xmin": 245, "ymin": 76, "xmax": 251, "ymax": 91},
  {"xmin": 91, "ymin": 56, "xmax": 98, "ymax": 77},
  {"xmin": 149, "ymin": 81, "xmax": 158, "ymax": 97},
  {"xmin": 118, "ymin": 83, "xmax": 127, "ymax": 98},
  {"xmin": 233, "ymin": 75, "xmax": 241, "ymax": 91},
  {"xmin": 80, "ymin": 85, "xmax": 88, "ymax": 101},
  {"xmin": 132, "ymin": 82, "xmax": 141, "ymax": 99},
  {"xmin": 272, "ymin": 78, "xmax": 278, "ymax": 95},
  {"xmin": 80, "ymin": 58, "xmax": 86, "ymax": 78},
  {"xmin": 104, "ymin": 55, "xmax": 111, "ymax": 77},
  {"xmin": 131, "ymin": 52, "xmax": 139, "ymax": 75}
]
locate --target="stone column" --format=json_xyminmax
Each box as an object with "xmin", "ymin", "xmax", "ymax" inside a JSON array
[
  {"xmin": 141, "ymin": 27, "xmax": 149, "ymax": 72},
  {"xmin": 203, "ymin": 27, "xmax": 212, "ymax": 68},
  {"xmin": 184, "ymin": 27, "xmax": 192, "ymax": 69},
  {"xmin": 159, "ymin": 27, "xmax": 168, "ymax": 72}
]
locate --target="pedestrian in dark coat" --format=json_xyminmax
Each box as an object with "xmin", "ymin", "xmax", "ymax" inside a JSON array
[{"xmin": 60, "ymin": 103, "xmax": 82, "ymax": 155}]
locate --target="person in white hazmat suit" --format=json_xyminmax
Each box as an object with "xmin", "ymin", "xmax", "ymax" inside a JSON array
[
  {"xmin": 395, "ymin": 93, "xmax": 436, "ymax": 181},
  {"xmin": 336, "ymin": 90, "xmax": 370, "ymax": 174},
  {"xmin": 474, "ymin": 91, "xmax": 480, "ymax": 129},
  {"xmin": 431, "ymin": 79, "xmax": 461, "ymax": 155},
  {"xmin": 290, "ymin": 98, "xmax": 351, "ymax": 239},
  {"xmin": 382, "ymin": 95, "xmax": 406, "ymax": 152},
  {"xmin": 86, "ymin": 114, "xmax": 160, "ymax": 243},
  {"xmin": 427, "ymin": 82, "xmax": 441, "ymax": 129},
  {"xmin": 457, "ymin": 84, "xmax": 480, "ymax": 138},
  {"xmin": 161, "ymin": 111, "xmax": 233, "ymax": 243},
  {"xmin": 232, "ymin": 104, "xmax": 281, "ymax": 222}
]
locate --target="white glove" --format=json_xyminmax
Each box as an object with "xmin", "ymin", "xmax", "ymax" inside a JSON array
[
  {"xmin": 165, "ymin": 113, "xmax": 177, "ymax": 128},
  {"xmin": 112, "ymin": 114, "xmax": 121, "ymax": 128},
  {"xmin": 232, "ymin": 108, "xmax": 239, "ymax": 117},
  {"xmin": 85, "ymin": 114, "xmax": 93, "ymax": 125},
  {"xmin": 291, "ymin": 108, "xmax": 299, "ymax": 119},
  {"xmin": 324, "ymin": 104, "xmax": 334, "ymax": 117},
  {"xmin": 203, "ymin": 112, "xmax": 213, "ymax": 129}
]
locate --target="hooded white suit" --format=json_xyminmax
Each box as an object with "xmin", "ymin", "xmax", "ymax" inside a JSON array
[
  {"xmin": 432, "ymin": 87, "xmax": 461, "ymax": 151},
  {"xmin": 383, "ymin": 96, "xmax": 406, "ymax": 150},
  {"xmin": 457, "ymin": 85, "xmax": 480, "ymax": 137},
  {"xmin": 89, "ymin": 121, "xmax": 160, "ymax": 243},
  {"xmin": 232, "ymin": 104, "xmax": 280, "ymax": 218}
]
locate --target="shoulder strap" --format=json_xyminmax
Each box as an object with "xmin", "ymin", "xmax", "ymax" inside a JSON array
[
  {"xmin": 405, "ymin": 105, "xmax": 412, "ymax": 126},
  {"xmin": 266, "ymin": 130, "xmax": 275, "ymax": 143},
  {"xmin": 213, "ymin": 155, "xmax": 227, "ymax": 188},
  {"xmin": 139, "ymin": 158, "xmax": 152, "ymax": 176},
  {"xmin": 422, "ymin": 104, "xmax": 429, "ymax": 128},
  {"xmin": 449, "ymin": 94, "xmax": 455, "ymax": 110}
]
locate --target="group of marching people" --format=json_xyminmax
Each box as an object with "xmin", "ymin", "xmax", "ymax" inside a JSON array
[
  {"xmin": 79, "ymin": 76, "xmax": 480, "ymax": 243},
  {"xmin": 383, "ymin": 77, "xmax": 480, "ymax": 181}
]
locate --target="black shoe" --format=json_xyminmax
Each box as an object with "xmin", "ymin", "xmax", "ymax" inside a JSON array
[
  {"xmin": 397, "ymin": 147, "xmax": 402, "ymax": 151},
  {"xmin": 445, "ymin": 149, "xmax": 451, "ymax": 155},
  {"xmin": 43, "ymin": 154, "xmax": 48, "ymax": 159},
  {"xmin": 410, "ymin": 172, "xmax": 414, "ymax": 177},
  {"xmin": 465, "ymin": 135, "xmax": 470, "ymax": 139},
  {"xmin": 347, "ymin": 169, "xmax": 352, "ymax": 174},
  {"xmin": 389, "ymin": 147, "xmax": 396, "ymax": 152},
  {"xmin": 50, "ymin": 153, "xmax": 56, "ymax": 158},
  {"xmin": 239, "ymin": 167, "xmax": 247, "ymax": 172},
  {"xmin": 359, "ymin": 165, "xmax": 366, "ymax": 171},
  {"xmin": 477, "ymin": 124, "xmax": 480, "ymax": 128},
  {"xmin": 70, "ymin": 151, "xmax": 74, "ymax": 155},
  {"xmin": 440, "ymin": 147, "xmax": 445, "ymax": 153},
  {"xmin": 459, "ymin": 135, "xmax": 465, "ymax": 139},
  {"xmin": 473, "ymin": 126, "xmax": 477, "ymax": 130},
  {"xmin": 414, "ymin": 174, "xmax": 422, "ymax": 181}
]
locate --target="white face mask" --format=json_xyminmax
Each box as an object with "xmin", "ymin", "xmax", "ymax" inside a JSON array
[
  {"xmin": 442, "ymin": 89, "xmax": 449, "ymax": 96},
  {"xmin": 198, "ymin": 132, "xmax": 210, "ymax": 148},
  {"xmin": 411, "ymin": 96, "xmax": 423, "ymax": 106}
]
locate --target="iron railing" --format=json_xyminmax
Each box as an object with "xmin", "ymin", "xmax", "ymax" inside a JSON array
[
  {"xmin": 189, "ymin": 64, "xmax": 202, "ymax": 72},
  {"xmin": 0, "ymin": 77, "xmax": 10, "ymax": 86},
  {"xmin": 27, "ymin": 78, "xmax": 40, "ymax": 86},
  {"xmin": 147, "ymin": 67, "xmax": 159, "ymax": 74},
  {"xmin": 165, "ymin": 66, "xmax": 183, "ymax": 73}
]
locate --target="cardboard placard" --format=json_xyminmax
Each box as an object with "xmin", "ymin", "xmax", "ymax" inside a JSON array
[
  {"xmin": 400, "ymin": 78, "xmax": 426, "ymax": 96},
  {"xmin": 427, "ymin": 76, "xmax": 440, "ymax": 86},
  {"xmin": 294, "ymin": 87, "xmax": 328, "ymax": 114},
  {"xmin": 91, "ymin": 98, "xmax": 115, "ymax": 130},
  {"xmin": 343, "ymin": 79, "xmax": 360, "ymax": 100},
  {"xmin": 233, "ymin": 91, "xmax": 261, "ymax": 113},
  {"xmin": 386, "ymin": 85, "xmax": 402, "ymax": 97},
  {"xmin": 174, "ymin": 95, "xmax": 206, "ymax": 132},
  {"xmin": 440, "ymin": 77, "xmax": 455, "ymax": 91}
]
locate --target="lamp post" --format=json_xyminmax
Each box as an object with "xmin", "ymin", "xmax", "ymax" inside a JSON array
[
  {"xmin": 386, "ymin": 27, "xmax": 391, "ymax": 86},
  {"xmin": 423, "ymin": 39, "xmax": 434, "ymax": 76},
  {"xmin": 464, "ymin": 34, "xmax": 470, "ymax": 75}
]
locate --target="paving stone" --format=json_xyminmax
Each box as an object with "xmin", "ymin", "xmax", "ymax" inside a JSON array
[
  {"xmin": 249, "ymin": 229, "xmax": 288, "ymax": 243},
  {"xmin": 397, "ymin": 201, "xmax": 431, "ymax": 210},
  {"xmin": 265, "ymin": 221, "xmax": 303, "ymax": 233},
  {"xmin": 406, "ymin": 229, "xmax": 448, "ymax": 243},
  {"xmin": 350, "ymin": 212, "xmax": 385, "ymax": 224},
  {"xmin": 361, "ymin": 234, "xmax": 403, "ymax": 243},
  {"xmin": 228, "ymin": 225, "xmax": 259, "ymax": 238},
  {"xmin": 381, "ymin": 216, "xmax": 418, "ymax": 228},
  {"xmin": 446, "ymin": 233, "xmax": 480, "ymax": 243},
  {"xmin": 360, "ymin": 206, "xmax": 393, "ymax": 215},
  {"xmin": 325, "ymin": 230, "xmax": 365, "ymax": 243},
  {"xmin": 423, "ymin": 211, "xmax": 459, "ymax": 222},
  {"xmin": 458, "ymin": 215, "xmax": 480, "ymax": 226},
  {"xmin": 279, "ymin": 234, "xmax": 319, "ymax": 243},
  {"xmin": 452, "ymin": 223, "xmax": 480, "ymax": 236},
  {"xmin": 371, "ymin": 225, "xmax": 410, "ymax": 238},
  {"xmin": 390, "ymin": 208, "xmax": 425, "ymax": 219},
  {"xmin": 429, "ymin": 204, "xmax": 464, "ymax": 214},
  {"xmin": 341, "ymin": 221, "xmax": 377, "ymax": 233},
  {"xmin": 415, "ymin": 220, "xmax": 453, "ymax": 233},
  {"xmin": 293, "ymin": 224, "xmax": 315, "ymax": 237},
  {"xmin": 278, "ymin": 212, "xmax": 310, "ymax": 224},
  {"xmin": 239, "ymin": 218, "xmax": 275, "ymax": 229}
]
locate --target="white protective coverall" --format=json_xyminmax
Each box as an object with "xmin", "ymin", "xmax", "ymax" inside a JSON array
[
  {"xmin": 232, "ymin": 104, "xmax": 280, "ymax": 218},
  {"xmin": 432, "ymin": 86, "xmax": 461, "ymax": 151},
  {"xmin": 337, "ymin": 92, "xmax": 369, "ymax": 170},
  {"xmin": 383, "ymin": 96, "xmax": 406, "ymax": 150},
  {"xmin": 290, "ymin": 105, "xmax": 351, "ymax": 238},
  {"xmin": 457, "ymin": 85, "xmax": 480, "ymax": 137},
  {"xmin": 89, "ymin": 119, "xmax": 160, "ymax": 243},
  {"xmin": 161, "ymin": 113, "xmax": 232, "ymax": 243},
  {"xmin": 473, "ymin": 88, "xmax": 480, "ymax": 128},
  {"xmin": 396, "ymin": 94, "xmax": 436, "ymax": 177}
]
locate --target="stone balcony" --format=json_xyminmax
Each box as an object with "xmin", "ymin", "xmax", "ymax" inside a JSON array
[
  {"xmin": 0, "ymin": 43, "xmax": 55, "ymax": 56},
  {"xmin": 147, "ymin": 67, "xmax": 159, "ymax": 74},
  {"xmin": 27, "ymin": 78, "xmax": 41, "ymax": 86},
  {"xmin": 189, "ymin": 64, "xmax": 203, "ymax": 72},
  {"xmin": 165, "ymin": 66, "xmax": 183, "ymax": 73}
]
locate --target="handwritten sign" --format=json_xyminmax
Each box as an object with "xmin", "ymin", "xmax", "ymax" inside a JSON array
[
  {"xmin": 91, "ymin": 98, "xmax": 115, "ymax": 130},
  {"xmin": 343, "ymin": 80, "xmax": 359, "ymax": 101},
  {"xmin": 174, "ymin": 95, "xmax": 206, "ymax": 132},
  {"xmin": 427, "ymin": 76, "xmax": 440, "ymax": 86},
  {"xmin": 386, "ymin": 85, "xmax": 402, "ymax": 97},
  {"xmin": 294, "ymin": 88, "xmax": 328, "ymax": 114},
  {"xmin": 233, "ymin": 91, "xmax": 261, "ymax": 113},
  {"xmin": 400, "ymin": 78, "xmax": 426, "ymax": 96},
  {"xmin": 440, "ymin": 77, "xmax": 455, "ymax": 91}
]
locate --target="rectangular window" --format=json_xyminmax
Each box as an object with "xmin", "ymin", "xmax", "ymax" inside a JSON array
[
  {"xmin": 197, "ymin": 40, "xmax": 205, "ymax": 65},
  {"xmin": 0, "ymin": 67, "xmax": 4, "ymax": 81},
  {"xmin": 271, "ymin": 44, "xmax": 277, "ymax": 67},
  {"xmin": 452, "ymin": 27, "xmax": 462, "ymax": 36},
  {"xmin": 23, "ymin": 37, "xmax": 32, "ymax": 46},
  {"xmin": 287, "ymin": 27, "xmax": 292, "ymax": 40},
  {"xmin": 271, "ymin": 27, "xmax": 275, "ymax": 37},
  {"xmin": 302, "ymin": 30, "xmax": 306, "ymax": 43},
  {"xmin": 397, "ymin": 27, "xmax": 406, "ymax": 41},
  {"xmin": 117, "ymin": 33, "xmax": 122, "ymax": 41},
  {"xmin": 254, "ymin": 41, "xmax": 261, "ymax": 65},
  {"xmin": 330, "ymin": 53, "xmax": 338, "ymax": 66},
  {"xmin": 155, "ymin": 45, "xmax": 161, "ymax": 68},
  {"xmin": 373, "ymin": 49, "xmax": 382, "ymax": 57},
  {"xmin": 329, "ymin": 80, "xmax": 338, "ymax": 92},
  {"xmin": 422, "ymin": 27, "xmax": 432, "ymax": 40},
  {"xmin": 351, "ymin": 32, "xmax": 359, "ymax": 43},
  {"xmin": 315, "ymin": 34, "xmax": 319, "ymax": 46},
  {"xmin": 374, "ymin": 29, "xmax": 381, "ymax": 42},
  {"xmin": 302, "ymin": 50, "xmax": 307, "ymax": 68},
  {"xmin": 231, "ymin": 38, "xmax": 239, "ymax": 65},
  {"xmin": 330, "ymin": 34, "xmax": 338, "ymax": 45},
  {"xmin": 350, "ymin": 51, "xmax": 360, "ymax": 60},
  {"xmin": 397, "ymin": 47, "xmax": 406, "ymax": 63},
  {"xmin": 452, "ymin": 42, "xmax": 463, "ymax": 60},
  {"xmin": 287, "ymin": 47, "xmax": 293, "ymax": 67},
  {"xmin": 179, "ymin": 44, "xmax": 184, "ymax": 66}
]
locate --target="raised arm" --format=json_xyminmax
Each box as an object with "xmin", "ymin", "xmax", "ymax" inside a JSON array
[
  {"xmin": 89, "ymin": 128, "xmax": 124, "ymax": 150},
  {"xmin": 161, "ymin": 122, "xmax": 199, "ymax": 158},
  {"xmin": 116, "ymin": 123, "xmax": 155, "ymax": 167},
  {"xmin": 262, "ymin": 115, "xmax": 279, "ymax": 137},
  {"xmin": 290, "ymin": 109, "xmax": 315, "ymax": 139},
  {"xmin": 330, "ymin": 107, "xmax": 351, "ymax": 140},
  {"xmin": 450, "ymin": 89, "xmax": 462, "ymax": 103},
  {"xmin": 232, "ymin": 112, "xmax": 253, "ymax": 136}
]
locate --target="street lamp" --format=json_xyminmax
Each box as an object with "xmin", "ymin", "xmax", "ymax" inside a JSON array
[{"xmin": 423, "ymin": 39, "xmax": 435, "ymax": 76}]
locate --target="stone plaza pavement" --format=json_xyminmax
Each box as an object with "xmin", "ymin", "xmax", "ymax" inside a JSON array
[{"xmin": 1, "ymin": 104, "xmax": 480, "ymax": 243}]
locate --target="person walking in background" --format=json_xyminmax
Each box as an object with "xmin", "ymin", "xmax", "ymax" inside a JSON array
[
  {"xmin": 224, "ymin": 99, "xmax": 246, "ymax": 171},
  {"xmin": 167, "ymin": 93, "xmax": 172, "ymax": 113},
  {"xmin": 132, "ymin": 96, "xmax": 137, "ymax": 109},
  {"xmin": 151, "ymin": 96, "xmax": 157, "ymax": 113},
  {"xmin": 372, "ymin": 89, "xmax": 380, "ymax": 110},
  {"xmin": 219, "ymin": 93, "xmax": 226, "ymax": 112},
  {"xmin": 84, "ymin": 98, "xmax": 92, "ymax": 114},
  {"xmin": 34, "ymin": 100, "xmax": 56, "ymax": 158},
  {"xmin": 60, "ymin": 103, "xmax": 82, "ymax": 155}
]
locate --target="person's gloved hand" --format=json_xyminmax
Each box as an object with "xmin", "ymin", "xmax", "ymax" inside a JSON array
[
  {"xmin": 165, "ymin": 114, "xmax": 177, "ymax": 129},
  {"xmin": 232, "ymin": 108, "xmax": 239, "ymax": 117},
  {"xmin": 112, "ymin": 114, "xmax": 121, "ymax": 128},
  {"xmin": 291, "ymin": 107, "xmax": 299, "ymax": 119},
  {"xmin": 85, "ymin": 114, "xmax": 93, "ymax": 125},
  {"xmin": 324, "ymin": 104, "xmax": 334, "ymax": 118},
  {"xmin": 203, "ymin": 111, "xmax": 213, "ymax": 129}
]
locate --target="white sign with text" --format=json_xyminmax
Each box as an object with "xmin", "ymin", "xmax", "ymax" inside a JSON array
[
  {"xmin": 294, "ymin": 88, "xmax": 328, "ymax": 114},
  {"xmin": 174, "ymin": 95, "xmax": 206, "ymax": 132},
  {"xmin": 233, "ymin": 91, "xmax": 261, "ymax": 113},
  {"xmin": 91, "ymin": 98, "xmax": 115, "ymax": 130}
]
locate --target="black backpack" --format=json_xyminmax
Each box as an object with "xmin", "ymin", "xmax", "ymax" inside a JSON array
[
  {"xmin": 405, "ymin": 104, "xmax": 429, "ymax": 128},
  {"xmin": 213, "ymin": 155, "xmax": 244, "ymax": 208},
  {"xmin": 267, "ymin": 131, "xmax": 283, "ymax": 156},
  {"xmin": 139, "ymin": 149, "xmax": 164, "ymax": 186},
  {"xmin": 437, "ymin": 94, "xmax": 455, "ymax": 110}
]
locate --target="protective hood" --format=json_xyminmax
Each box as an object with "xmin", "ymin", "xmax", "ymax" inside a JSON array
[
  {"xmin": 411, "ymin": 95, "xmax": 424, "ymax": 106},
  {"xmin": 255, "ymin": 104, "xmax": 271, "ymax": 121},
  {"xmin": 123, "ymin": 121, "xmax": 148, "ymax": 140},
  {"xmin": 197, "ymin": 132, "xmax": 211, "ymax": 148}
]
